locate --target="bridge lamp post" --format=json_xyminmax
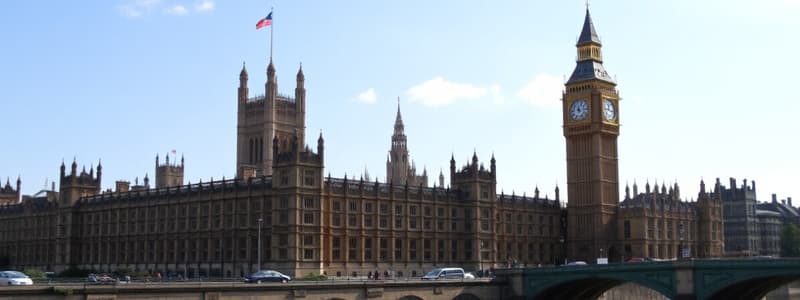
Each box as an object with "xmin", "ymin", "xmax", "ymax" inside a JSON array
[
  {"xmin": 258, "ymin": 217, "xmax": 263, "ymax": 271},
  {"xmin": 559, "ymin": 238, "xmax": 565, "ymax": 265}
]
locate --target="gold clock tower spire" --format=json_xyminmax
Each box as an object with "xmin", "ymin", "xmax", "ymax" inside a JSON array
[{"xmin": 563, "ymin": 7, "xmax": 621, "ymax": 263}]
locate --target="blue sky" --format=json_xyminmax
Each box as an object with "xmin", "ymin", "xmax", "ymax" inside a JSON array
[{"xmin": 1, "ymin": 0, "xmax": 798, "ymax": 204}]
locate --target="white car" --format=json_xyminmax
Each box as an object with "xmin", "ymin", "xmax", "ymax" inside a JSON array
[{"xmin": 0, "ymin": 271, "xmax": 34, "ymax": 285}]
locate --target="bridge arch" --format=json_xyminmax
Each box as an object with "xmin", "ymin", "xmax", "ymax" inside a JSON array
[
  {"xmin": 533, "ymin": 276, "xmax": 673, "ymax": 300},
  {"xmin": 519, "ymin": 262, "xmax": 677, "ymax": 300},
  {"xmin": 452, "ymin": 293, "xmax": 481, "ymax": 300},
  {"xmin": 694, "ymin": 260, "xmax": 800, "ymax": 300}
]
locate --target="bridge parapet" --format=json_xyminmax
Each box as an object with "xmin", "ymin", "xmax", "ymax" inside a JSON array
[{"xmin": 496, "ymin": 259, "xmax": 800, "ymax": 300}]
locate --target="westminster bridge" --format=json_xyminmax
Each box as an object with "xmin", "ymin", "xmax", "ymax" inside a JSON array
[{"xmin": 3, "ymin": 259, "xmax": 800, "ymax": 300}]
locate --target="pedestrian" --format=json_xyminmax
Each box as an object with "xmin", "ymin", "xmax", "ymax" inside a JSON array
[
  {"xmin": 156, "ymin": 272, "xmax": 162, "ymax": 282},
  {"xmin": 367, "ymin": 271, "xmax": 373, "ymax": 280},
  {"xmin": 373, "ymin": 270, "xmax": 380, "ymax": 280}
]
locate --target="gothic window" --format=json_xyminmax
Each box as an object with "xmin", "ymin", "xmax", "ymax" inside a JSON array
[
  {"xmin": 332, "ymin": 214, "xmax": 341, "ymax": 227},
  {"xmin": 364, "ymin": 238, "xmax": 373, "ymax": 260},
  {"xmin": 304, "ymin": 197, "xmax": 314, "ymax": 209},
  {"xmin": 348, "ymin": 238, "xmax": 358, "ymax": 260},
  {"xmin": 409, "ymin": 240, "xmax": 417, "ymax": 260},
  {"xmin": 304, "ymin": 170, "xmax": 315, "ymax": 186},
  {"xmin": 624, "ymin": 220, "xmax": 631, "ymax": 239},
  {"xmin": 423, "ymin": 239, "xmax": 432, "ymax": 261},
  {"xmin": 349, "ymin": 214, "xmax": 357, "ymax": 227},
  {"xmin": 395, "ymin": 238, "xmax": 403, "ymax": 260},
  {"xmin": 380, "ymin": 238, "xmax": 389, "ymax": 261},
  {"xmin": 332, "ymin": 238, "xmax": 341, "ymax": 260}
]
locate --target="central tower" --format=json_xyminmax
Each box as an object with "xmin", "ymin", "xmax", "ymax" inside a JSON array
[
  {"xmin": 236, "ymin": 61, "xmax": 306, "ymax": 178},
  {"xmin": 563, "ymin": 8, "xmax": 621, "ymax": 263}
]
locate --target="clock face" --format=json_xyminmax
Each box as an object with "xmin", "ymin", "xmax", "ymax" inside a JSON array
[
  {"xmin": 570, "ymin": 99, "xmax": 589, "ymax": 121},
  {"xmin": 603, "ymin": 99, "xmax": 616, "ymax": 121}
]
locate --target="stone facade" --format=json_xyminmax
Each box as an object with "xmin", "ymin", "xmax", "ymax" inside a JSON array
[
  {"xmin": 618, "ymin": 180, "xmax": 725, "ymax": 260},
  {"xmin": 0, "ymin": 63, "xmax": 563, "ymax": 279},
  {"xmin": 562, "ymin": 9, "xmax": 724, "ymax": 262},
  {"xmin": 719, "ymin": 178, "xmax": 760, "ymax": 256},
  {"xmin": 386, "ymin": 102, "xmax": 428, "ymax": 187},
  {"xmin": 155, "ymin": 154, "xmax": 185, "ymax": 188},
  {"xmin": 236, "ymin": 61, "xmax": 306, "ymax": 178},
  {"xmin": 0, "ymin": 177, "xmax": 20, "ymax": 206},
  {"xmin": 0, "ymin": 8, "xmax": 731, "ymax": 278}
]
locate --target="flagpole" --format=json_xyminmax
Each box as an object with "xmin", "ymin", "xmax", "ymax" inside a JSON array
[{"xmin": 269, "ymin": 6, "xmax": 274, "ymax": 61}]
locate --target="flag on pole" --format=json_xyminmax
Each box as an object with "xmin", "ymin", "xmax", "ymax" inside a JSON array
[
  {"xmin": 256, "ymin": 12, "xmax": 273, "ymax": 30},
  {"xmin": 171, "ymin": 149, "xmax": 177, "ymax": 155}
]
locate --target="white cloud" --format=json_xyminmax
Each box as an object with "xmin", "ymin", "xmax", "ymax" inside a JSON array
[
  {"xmin": 165, "ymin": 5, "xmax": 189, "ymax": 15},
  {"xmin": 355, "ymin": 88, "xmax": 377, "ymax": 104},
  {"xmin": 489, "ymin": 84, "xmax": 505, "ymax": 105},
  {"xmin": 118, "ymin": 0, "xmax": 162, "ymax": 18},
  {"xmin": 195, "ymin": 0, "xmax": 215, "ymax": 12},
  {"xmin": 406, "ymin": 77, "xmax": 488, "ymax": 107},
  {"xmin": 517, "ymin": 73, "xmax": 563, "ymax": 107}
]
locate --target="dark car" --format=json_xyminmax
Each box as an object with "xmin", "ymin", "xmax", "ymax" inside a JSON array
[{"xmin": 243, "ymin": 270, "xmax": 291, "ymax": 283}]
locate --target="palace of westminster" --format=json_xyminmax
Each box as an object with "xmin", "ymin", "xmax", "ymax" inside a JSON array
[{"xmin": 0, "ymin": 9, "xmax": 794, "ymax": 279}]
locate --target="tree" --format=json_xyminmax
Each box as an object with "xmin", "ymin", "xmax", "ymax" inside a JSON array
[{"xmin": 781, "ymin": 223, "xmax": 800, "ymax": 257}]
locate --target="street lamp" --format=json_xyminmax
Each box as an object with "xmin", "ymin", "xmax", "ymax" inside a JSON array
[
  {"xmin": 257, "ymin": 217, "xmax": 263, "ymax": 271},
  {"xmin": 559, "ymin": 238, "xmax": 565, "ymax": 265}
]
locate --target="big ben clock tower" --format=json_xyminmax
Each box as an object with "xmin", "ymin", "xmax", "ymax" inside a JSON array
[{"xmin": 563, "ymin": 8, "xmax": 620, "ymax": 263}]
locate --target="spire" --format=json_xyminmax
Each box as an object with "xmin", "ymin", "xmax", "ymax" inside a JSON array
[
  {"xmin": 240, "ymin": 61, "xmax": 248, "ymax": 81},
  {"xmin": 394, "ymin": 97, "xmax": 404, "ymax": 135},
  {"xmin": 567, "ymin": 7, "xmax": 614, "ymax": 85},
  {"xmin": 577, "ymin": 8, "xmax": 601, "ymax": 46},
  {"xmin": 296, "ymin": 62, "xmax": 304, "ymax": 81}
]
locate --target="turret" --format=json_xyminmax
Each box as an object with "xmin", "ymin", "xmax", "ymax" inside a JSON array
[
  {"xmin": 317, "ymin": 132, "xmax": 324, "ymax": 162},
  {"xmin": 96, "ymin": 159, "xmax": 102, "ymax": 188},
  {"xmin": 449, "ymin": 153, "xmax": 456, "ymax": 179},
  {"xmin": 266, "ymin": 59, "xmax": 277, "ymax": 102},
  {"xmin": 295, "ymin": 63, "xmax": 306, "ymax": 135},
  {"xmin": 71, "ymin": 158, "xmax": 77, "ymax": 176},
  {"xmin": 490, "ymin": 153, "xmax": 496, "ymax": 178},
  {"xmin": 239, "ymin": 62, "xmax": 249, "ymax": 105},
  {"xmin": 60, "ymin": 160, "xmax": 66, "ymax": 178},
  {"xmin": 625, "ymin": 183, "xmax": 630, "ymax": 200}
]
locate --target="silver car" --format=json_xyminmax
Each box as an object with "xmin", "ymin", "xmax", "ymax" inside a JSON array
[{"xmin": 0, "ymin": 271, "xmax": 34, "ymax": 285}]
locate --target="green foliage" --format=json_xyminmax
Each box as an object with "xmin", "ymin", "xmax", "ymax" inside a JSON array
[
  {"xmin": 781, "ymin": 223, "xmax": 800, "ymax": 257},
  {"xmin": 53, "ymin": 286, "xmax": 73, "ymax": 296},
  {"xmin": 301, "ymin": 272, "xmax": 327, "ymax": 281},
  {"xmin": 23, "ymin": 268, "xmax": 46, "ymax": 280}
]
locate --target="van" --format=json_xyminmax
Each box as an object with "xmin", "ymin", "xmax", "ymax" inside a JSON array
[{"xmin": 422, "ymin": 267, "xmax": 467, "ymax": 280}]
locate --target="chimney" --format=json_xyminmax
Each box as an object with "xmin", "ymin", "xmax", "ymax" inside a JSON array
[
  {"xmin": 790, "ymin": 197, "xmax": 794, "ymax": 207},
  {"xmin": 772, "ymin": 194, "xmax": 777, "ymax": 204}
]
